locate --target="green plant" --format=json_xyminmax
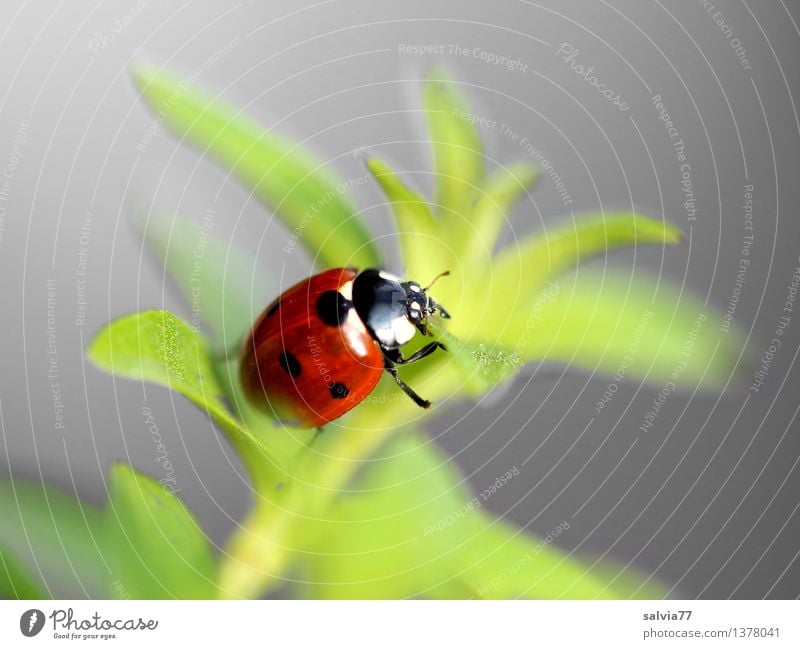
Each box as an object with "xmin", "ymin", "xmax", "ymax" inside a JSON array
[{"xmin": 0, "ymin": 67, "xmax": 744, "ymax": 600}]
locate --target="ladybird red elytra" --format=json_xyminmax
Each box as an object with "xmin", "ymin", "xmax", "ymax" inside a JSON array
[{"xmin": 239, "ymin": 267, "xmax": 450, "ymax": 428}]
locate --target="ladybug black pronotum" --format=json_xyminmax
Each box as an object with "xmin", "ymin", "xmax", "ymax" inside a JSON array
[{"xmin": 239, "ymin": 267, "xmax": 450, "ymax": 428}]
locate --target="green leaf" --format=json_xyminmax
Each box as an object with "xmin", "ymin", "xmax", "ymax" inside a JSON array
[
  {"xmin": 467, "ymin": 212, "xmax": 683, "ymax": 338},
  {"xmin": 500, "ymin": 270, "xmax": 745, "ymax": 389},
  {"xmin": 87, "ymin": 310, "xmax": 236, "ymax": 436},
  {"xmin": 458, "ymin": 161, "xmax": 539, "ymax": 267},
  {"xmin": 303, "ymin": 432, "xmax": 477, "ymax": 598},
  {"xmin": 457, "ymin": 513, "xmax": 636, "ymax": 599},
  {"xmin": 365, "ymin": 157, "xmax": 450, "ymax": 281},
  {"xmin": 431, "ymin": 326, "xmax": 522, "ymax": 396},
  {"xmin": 142, "ymin": 214, "xmax": 271, "ymax": 351},
  {"xmin": 423, "ymin": 69, "xmax": 484, "ymax": 233},
  {"xmin": 580, "ymin": 557, "xmax": 669, "ymax": 599},
  {"xmin": 0, "ymin": 546, "xmax": 45, "ymax": 599},
  {"xmin": 87, "ymin": 310, "xmax": 281, "ymax": 488},
  {"xmin": 302, "ymin": 431, "xmax": 641, "ymax": 599},
  {"xmin": 0, "ymin": 480, "xmax": 107, "ymax": 598},
  {"xmin": 132, "ymin": 63, "xmax": 380, "ymax": 269},
  {"xmin": 105, "ymin": 464, "xmax": 216, "ymax": 599}
]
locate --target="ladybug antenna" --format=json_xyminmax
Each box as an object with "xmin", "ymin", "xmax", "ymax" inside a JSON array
[
  {"xmin": 424, "ymin": 270, "xmax": 450, "ymax": 292},
  {"xmin": 423, "ymin": 271, "xmax": 451, "ymax": 320}
]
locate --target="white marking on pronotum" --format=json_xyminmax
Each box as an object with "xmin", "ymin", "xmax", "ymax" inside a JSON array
[{"xmin": 338, "ymin": 280, "xmax": 370, "ymax": 357}]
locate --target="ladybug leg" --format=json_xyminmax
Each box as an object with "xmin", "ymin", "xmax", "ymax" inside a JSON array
[
  {"xmin": 382, "ymin": 356, "xmax": 431, "ymax": 409},
  {"xmin": 384, "ymin": 342, "xmax": 446, "ymax": 366},
  {"xmin": 309, "ymin": 426, "xmax": 325, "ymax": 447}
]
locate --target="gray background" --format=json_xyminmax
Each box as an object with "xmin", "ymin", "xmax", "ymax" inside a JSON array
[{"xmin": 1, "ymin": 0, "xmax": 798, "ymax": 598}]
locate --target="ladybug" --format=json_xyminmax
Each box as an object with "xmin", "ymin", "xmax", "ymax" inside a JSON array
[{"xmin": 239, "ymin": 267, "xmax": 451, "ymax": 428}]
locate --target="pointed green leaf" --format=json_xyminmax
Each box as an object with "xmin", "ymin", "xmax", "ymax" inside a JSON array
[
  {"xmin": 303, "ymin": 432, "xmax": 477, "ymax": 598},
  {"xmin": 105, "ymin": 464, "xmax": 216, "ymax": 599},
  {"xmin": 132, "ymin": 63, "xmax": 380, "ymax": 269},
  {"xmin": 0, "ymin": 546, "xmax": 46, "ymax": 599},
  {"xmin": 423, "ymin": 69, "xmax": 484, "ymax": 232},
  {"xmin": 431, "ymin": 325, "xmax": 522, "ymax": 396},
  {"xmin": 87, "ymin": 310, "xmax": 237, "ymax": 437},
  {"xmin": 457, "ymin": 514, "xmax": 640, "ymax": 599},
  {"xmin": 500, "ymin": 270, "xmax": 746, "ymax": 388},
  {"xmin": 143, "ymin": 214, "xmax": 271, "ymax": 351},
  {"xmin": 302, "ymin": 431, "xmax": 642, "ymax": 599},
  {"xmin": 580, "ymin": 557, "xmax": 669, "ymax": 599},
  {"xmin": 471, "ymin": 212, "xmax": 683, "ymax": 336},
  {"xmin": 366, "ymin": 157, "xmax": 451, "ymax": 280},
  {"xmin": 0, "ymin": 480, "xmax": 106, "ymax": 598},
  {"xmin": 87, "ymin": 310, "xmax": 280, "ymax": 488},
  {"xmin": 459, "ymin": 161, "xmax": 540, "ymax": 266}
]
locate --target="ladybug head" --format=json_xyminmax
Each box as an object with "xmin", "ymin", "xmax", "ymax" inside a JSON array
[
  {"xmin": 352, "ymin": 269, "xmax": 450, "ymax": 349},
  {"xmin": 401, "ymin": 271, "xmax": 451, "ymax": 335}
]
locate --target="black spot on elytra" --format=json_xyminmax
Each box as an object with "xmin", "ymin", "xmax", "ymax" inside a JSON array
[
  {"xmin": 278, "ymin": 351, "xmax": 302, "ymax": 377},
  {"xmin": 329, "ymin": 382, "xmax": 349, "ymax": 399},
  {"xmin": 316, "ymin": 290, "xmax": 352, "ymax": 326},
  {"xmin": 266, "ymin": 300, "xmax": 281, "ymax": 317}
]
